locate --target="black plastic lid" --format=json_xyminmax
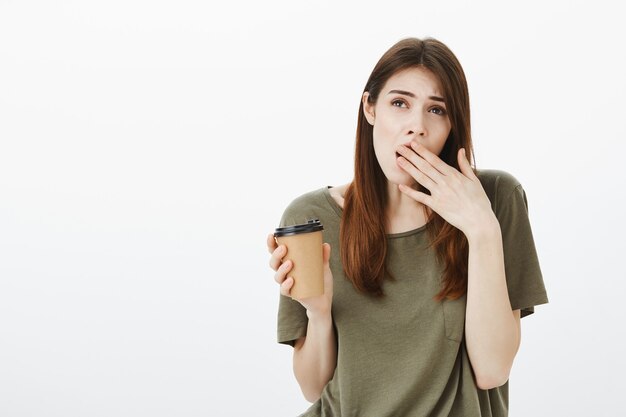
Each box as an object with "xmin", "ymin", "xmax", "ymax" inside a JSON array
[{"xmin": 274, "ymin": 219, "xmax": 324, "ymax": 237}]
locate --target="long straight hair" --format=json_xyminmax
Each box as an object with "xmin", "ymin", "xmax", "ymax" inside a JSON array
[{"xmin": 340, "ymin": 37, "xmax": 474, "ymax": 301}]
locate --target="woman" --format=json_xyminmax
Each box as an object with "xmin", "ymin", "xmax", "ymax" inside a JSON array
[{"xmin": 266, "ymin": 37, "xmax": 549, "ymax": 416}]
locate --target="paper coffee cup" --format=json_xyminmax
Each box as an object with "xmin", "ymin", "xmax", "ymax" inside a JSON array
[{"xmin": 274, "ymin": 219, "xmax": 324, "ymax": 300}]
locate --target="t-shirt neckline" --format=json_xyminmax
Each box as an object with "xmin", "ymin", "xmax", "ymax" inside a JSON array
[{"xmin": 322, "ymin": 185, "xmax": 428, "ymax": 238}]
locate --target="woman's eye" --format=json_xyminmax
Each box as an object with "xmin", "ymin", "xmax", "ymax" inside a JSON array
[
  {"xmin": 391, "ymin": 99, "xmax": 407, "ymax": 108},
  {"xmin": 430, "ymin": 107, "xmax": 447, "ymax": 115}
]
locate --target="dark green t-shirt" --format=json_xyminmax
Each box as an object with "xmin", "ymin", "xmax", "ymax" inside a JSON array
[{"xmin": 276, "ymin": 169, "xmax": 549, "ymax": 417}]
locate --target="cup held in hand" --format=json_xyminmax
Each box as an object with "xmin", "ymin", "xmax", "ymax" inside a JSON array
[{"xmin": 274, "ymin": 219, "xmax": 324, "ymax": 300}]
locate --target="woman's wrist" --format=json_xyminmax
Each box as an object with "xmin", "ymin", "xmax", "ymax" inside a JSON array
[
  {"xmin": 465, "ymin": 213, "xmax": 501, "ymax": 245},
  {"xmin": 306, "ymin": 307, "xmax": 333, "ymax": 323}
]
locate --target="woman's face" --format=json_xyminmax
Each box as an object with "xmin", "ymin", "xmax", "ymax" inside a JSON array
[{"xmin": 363, "ymin": 66, "xmax": 452, "ymax": 187}]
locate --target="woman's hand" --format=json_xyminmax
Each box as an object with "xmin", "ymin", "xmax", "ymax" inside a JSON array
[
  {"xmin": 267, "ymin": 234, "xmax": 334, "ymax": 319},
  {"xmin": 395, "ymin": 141, "xmax": 497, "ymax": 237}
]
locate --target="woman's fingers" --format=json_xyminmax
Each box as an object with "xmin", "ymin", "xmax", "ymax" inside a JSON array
[
  {"xmin": 322, "ymin": 243, "xmax": 331, "ymax": 265},
  {"xmin": 268, "ymin": 243, "xmax": 287, "ymax": 271},
  {"xmin": 268, "ymin": 232, "xmax": 294, "ymax": 297},
  {"xmin": 280, "ymin": 276, "xmax": 294, "ymax": 297},
  {"xmin": 397, "ymin": 155, "xmax": 437, "ymax": 191},
  {"xmin": 399, "ymin": 183, "xmax": 434, "ymax": 208},
  {"xmin": 409, "ymin": 141, "xmax": 454, "ymax": 177},
  {"xmin": 457, "ymin": 148, "xmax": 477, "ymax": 181},
  {"xmin": 396, "ymin": 144, "xmax": 440, "ymax": 186},
  {"xmin": 274, "ymin": 259, "xmax": 293, "ymax": 283},
  {"xmin": 266, "ymin": 233, "xmax": 277, "ymax": 254}
]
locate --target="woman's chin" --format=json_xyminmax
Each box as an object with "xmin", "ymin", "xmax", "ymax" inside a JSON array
[{"xmin": 381, "ymin": 166, "xmax": 417, "ymax": 188}]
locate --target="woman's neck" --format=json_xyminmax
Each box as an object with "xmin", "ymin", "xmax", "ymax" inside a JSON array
[{"xmin": 384, "ymin": 181, "xmax": 429, "ymax": 233}]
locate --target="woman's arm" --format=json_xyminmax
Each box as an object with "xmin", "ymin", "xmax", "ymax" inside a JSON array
[
  {"xmin": 268, "ymin": 235, "xmax": 337, "ymax": 402},
  {"xmin": 464, "ymin": 217, "xmax": 521, "ymax": 390},
  {"xmin": 393, "ymin": 144, "xmax": 524, "ymax": 390},
  {"xmin": 292, "ymin": 310, "xmax": 337, "ymax": 402}
]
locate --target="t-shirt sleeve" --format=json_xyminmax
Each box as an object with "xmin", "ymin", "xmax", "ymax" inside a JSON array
[
  {"xmin": 495, "ymin": 179, "xmax": 549, "ymax": 318},
  {"xmin": 275, "ymin": 199, "xmax": 310, "ymax": 347}
]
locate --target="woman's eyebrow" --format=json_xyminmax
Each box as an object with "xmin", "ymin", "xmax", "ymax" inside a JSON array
[{"xmin": 386, "ymin": 89, "xmax": 445, "ymax": 102}]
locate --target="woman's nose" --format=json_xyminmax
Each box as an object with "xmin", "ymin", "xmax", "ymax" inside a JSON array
[{"xmin": 407, "ymin": 113, "xmax": 427, "ymax": 136}]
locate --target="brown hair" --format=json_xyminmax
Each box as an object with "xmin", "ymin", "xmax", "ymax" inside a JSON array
[{"xmin": 340, "ymin": 37, "xmax": 475, "ymax": 301}]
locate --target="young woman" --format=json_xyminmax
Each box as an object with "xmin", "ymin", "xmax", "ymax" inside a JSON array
[{"xmin": 266, "ymin": 37, "xmax": 549, "ymax": 416}]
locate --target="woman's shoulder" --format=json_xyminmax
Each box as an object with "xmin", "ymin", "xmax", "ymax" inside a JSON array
[
  {"xmin": 278, "ymin": 185, "xmax": 344, "ymax": 227},
  {"xmin": 283, "ymin": 186, "xmax": 329, "ymax": 209},
  {"xmin": 475, "ymin": 168, "xmax": 530, "ymax": 215},
  {"xmin": 475, "ymin": 168, "xmax": 523, "ymax": 196}
]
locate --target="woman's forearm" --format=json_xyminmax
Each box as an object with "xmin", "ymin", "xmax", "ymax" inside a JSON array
[
  {"xmin": 293, "ymin": 311, "xmax": 337, "ymax": 402},
  {"xmin": 464, "ymin": 217, "xmax": 520, "ymax": 390}
]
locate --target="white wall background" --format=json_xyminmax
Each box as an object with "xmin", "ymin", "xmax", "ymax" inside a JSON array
[{"xmin": 1, "ymin": 1, "xmax": 624, "ymax": 416}]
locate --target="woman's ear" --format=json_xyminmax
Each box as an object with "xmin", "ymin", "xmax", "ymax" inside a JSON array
[{"xmin": 362, "ymin": 92, "xmax": 375, "ymax": 126}]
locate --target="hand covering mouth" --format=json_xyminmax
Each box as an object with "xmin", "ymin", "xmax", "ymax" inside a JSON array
[{"xmin": 396, "ymin": 143, "xmax": 413, "ymax": 159}]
